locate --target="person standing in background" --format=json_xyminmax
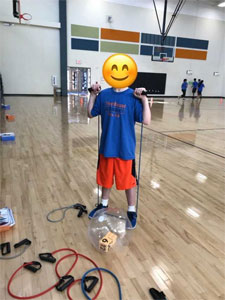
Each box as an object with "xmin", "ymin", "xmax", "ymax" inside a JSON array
[
  {"xmin": 192, "ymin": 78, "xmax": 198, "ymax": 98},
  {"xmin": 197, "ymin": 80, "xmax": 205, "ymax": 99},
  {"xmin": 178, "ymin": 79, "xmax": 188, "ymax": 101},
  {"xmin": 197, "ymin": 79, "xmax": 201, "ymax": 92}
]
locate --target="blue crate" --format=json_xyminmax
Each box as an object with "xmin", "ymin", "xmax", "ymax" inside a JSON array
[
  {"xmin": 1, "ymin": 104, "xmax": 10, "ymax": 110},
  {"xmin": 0, "ymin": 133, "xmax": 15, "ymax": 141}
]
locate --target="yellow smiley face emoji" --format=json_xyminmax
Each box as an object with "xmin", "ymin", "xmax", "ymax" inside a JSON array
[{"xmin": 102, "ymin": 54, "xmax": 138, "ymax": 88}]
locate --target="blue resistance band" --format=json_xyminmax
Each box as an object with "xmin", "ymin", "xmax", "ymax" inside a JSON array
[{"xmin": 81, "ymin": 267, "xmax": 122, "ymax": 300}]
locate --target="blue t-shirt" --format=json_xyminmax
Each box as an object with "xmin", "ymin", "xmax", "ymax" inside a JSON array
[
  {"xmin": 193, "ymin": 81, "xmax": 198, "ymax": 88},
  {"xmin": 198, "ymin": 83, "xmax": 205, "ymax": 92},
  {"xmin": 181, "ymin": 82, "xmax": 188, "ymax": 90},
  {"xmin": 91, "ymin": 88, "xmax": 143, "ymax": 160}
]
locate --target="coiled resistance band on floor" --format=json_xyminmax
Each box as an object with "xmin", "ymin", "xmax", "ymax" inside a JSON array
[
  {"xmin": 7, "ymin": 248, "xmax": 122, "ymax": 300},
  {"xmin": 46, "ymin": 204, "xmax": 87, "ymax": 222},
  {"xmin": 0, "ymin": 243, "xmax": 30, "ymax": 260},
  {"xmin": 7, "ymin": 248, "xmax": 78, "ymax": 300},
  {"xmin": 46, "ymin": 205, "xmax": 76, "ymax": 222},
  {"xmin": 81, "ymin": 268, "xmax": 122, "ymax": 300},
  {"xmin": 56, "ymin": 252, "xmax": 103, "ymax": 300}
]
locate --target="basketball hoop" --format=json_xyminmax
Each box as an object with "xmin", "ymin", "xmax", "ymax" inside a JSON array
[
  {"xmin": 20, "ymin": 13, "xmax": 32, "ymax": 21},
  {"xmin": 161, "ymin": 57, "xmax": 169, "ymax": 62},
  {"xmin": 12, "ymin": 0, "xmax": 32, "ymax": 23},
  {"xmin": 152, "ymin": 55, "xmax": 174, "ymax": 63}
]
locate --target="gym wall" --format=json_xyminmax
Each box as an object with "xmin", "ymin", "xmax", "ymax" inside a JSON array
[
  {"xmin": 0, "ymin": 0, "xmax": 60, "ymax": 95},
  {"xmin": 67, "ymin": 0, "xmax": 225, "ymax": 97},
  {"xmin": 223, "ymin": 35, "xmax": 225, "ymax": 97}
]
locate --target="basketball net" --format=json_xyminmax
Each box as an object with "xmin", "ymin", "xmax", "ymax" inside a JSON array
[{"xmin": 18, "ymin": 0, "xmax": 32, "ymax": 23}]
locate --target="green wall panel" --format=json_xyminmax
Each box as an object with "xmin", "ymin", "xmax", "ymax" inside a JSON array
[
  {"xmin": 71, "ymin": 24, "xmax": 99, "ymax": 39},
  {"xmin": 101, "ymin": 41, "xmax": 139, "ymax": 54}
]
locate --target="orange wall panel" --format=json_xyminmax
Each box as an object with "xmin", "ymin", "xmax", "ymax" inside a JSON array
[
  {"xmin": 175, "ymin": 48, "xmax": 207, "ymax": 60},
  {"xmin": 101, "ymin": 28, "xmax": 140, "ymax": 43}
]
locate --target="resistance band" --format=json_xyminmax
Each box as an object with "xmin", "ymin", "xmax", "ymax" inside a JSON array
[
  {"xmin": 7, "ymin": 248, "xmax": 105, "ymax": 300},
  {"xmin": 97, "ymin": 115, "xmax": 100, "ymax": 205},
  {"xmin": 60, "ymin": 253, "xmax": 103, "ymax": 300},
  {"xmin": 136, "ymin": 122, "xmax": 144, "ymax": 214},
  {"xmin": 46, "ymin": 204, "xmax": 87, "ymax": 222},
  {"xmin": 0, "ymin": 243, "xmax": 30, "ymax": 260},
  {"xmin": 81, "ymin": 268, "xmax": 122, "ymax": 300},
  {"xmin": 7, "ymin": 248, "xmax": 78, "ymax": 299},
  {"xmin": 0, "ymin": 239, "xmax": 31, "ymax": 260}
]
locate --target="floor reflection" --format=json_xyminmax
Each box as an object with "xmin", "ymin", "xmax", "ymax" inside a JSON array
[
  {"xmin": 67, "ymin": 94, "xmax": 89, "ymax": 124},
  {"xmin": 0, "ymin": 110, "xmax": 6, "ymax": 133},
  {"xmin": 177, "ymin": 98, "xmax": 202, "ymax": 122},
  {"xmin": 189, "ymin": 98, "xmax": 202, "ymax": 121},
  {"xmin": 151, "ymin": 98, "xmax": 165, "ymax": 120},
  {"xmin": 178, "ymin": 99, "xmax": 185, "ymax": 121}
]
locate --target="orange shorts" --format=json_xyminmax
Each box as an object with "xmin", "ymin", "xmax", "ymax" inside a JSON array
[{"xmin": 97, "ymin": 154, "xmax": 137, "ymax": 190}]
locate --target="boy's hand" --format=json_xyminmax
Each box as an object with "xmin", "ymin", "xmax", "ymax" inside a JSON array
[
  {"xmin": 90, "ymin": 82, "xmax": 101, "ymax": 95},
  {"xmin": 134, "ymin": 88, "xmax": 147, "ymax": 102}
]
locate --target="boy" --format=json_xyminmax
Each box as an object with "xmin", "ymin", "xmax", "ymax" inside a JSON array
[
  {"xmin": 87, "ymin": 83, "xmax": 151, "ymax": 229},
  {"xmin": 197, "ymin": 80, "xmax": 205, "ymax": 99},
  {"xmin": 179, "ymin": 79, "xmax": 188, "ymax": 100},
  {"xmin": 192, "ymin": 78, "xmax": 198, "ymax": 98}
]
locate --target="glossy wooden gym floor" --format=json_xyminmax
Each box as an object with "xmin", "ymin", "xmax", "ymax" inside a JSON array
[{"xmin": 0, "ymin": 95, "xmax": 224, "ymax": 300}]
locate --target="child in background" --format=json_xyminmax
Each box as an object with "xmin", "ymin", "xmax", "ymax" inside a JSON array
[
  {"xmin": 197, "ymin": 80, "xmax": 205, "ymax": 99},
  {"xmin": 179, "ymin": 79, "xmax": 188, "ymax": 100},
  {"xmin": 192, "ymin": 78, "xmax": 198, "ymax": 98}
]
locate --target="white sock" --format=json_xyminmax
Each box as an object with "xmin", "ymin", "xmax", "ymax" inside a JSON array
[
  {"xmin": 128, "ymin": 206, "xmax": 136, "ymax": 212},
  {"xmin": 101, "ymin": 199, "xmax": 108, "ymax": 207}
]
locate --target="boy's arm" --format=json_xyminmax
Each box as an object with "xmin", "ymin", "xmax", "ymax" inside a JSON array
[
  {"xmin": 87, "ymin": 93, "xmax": 97, "ymax": 118},
  {"xmin": 134, "ymin": 88, "xmax": 151, "ymax": 125},
  {"xmin": 87, "ymin": 83, "xmax": 101, "ymax": 118}
]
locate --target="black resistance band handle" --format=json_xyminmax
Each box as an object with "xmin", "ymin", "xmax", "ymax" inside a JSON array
[
  {"xmin": 13, "ymin": 0, "xmax": 20, "ymax": 18},
  {"xmin": 88, "ymin": 87, "xmax": 101, "ymax": 93},
  {"xmin": 14, "ymin": 239, "xmax": 31, "ymax": 249},
  {"xmin": 84, "ymin": 276, "xmax": 99, "ymax": 293},
  {"xmin": 56, "ymin": 275, "xmax": 75, "ymax": 292},
  {"xmin": 24, "ymin": 261, "xmax": 42, "ymax": 273},
  {"xmin": 39, "ymin": 253, "xmax": 56, "ymax": 263},
  {"xmin": 1, "ymin": 242, "xmax": 11, "ymax": 256}
]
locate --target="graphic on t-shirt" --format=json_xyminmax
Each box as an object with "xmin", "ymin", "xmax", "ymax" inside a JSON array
[{"xmin": 105, "ymin": 101, "xmax": 126, "ymax": 118}]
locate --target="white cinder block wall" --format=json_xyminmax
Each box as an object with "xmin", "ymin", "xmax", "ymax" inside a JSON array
[
  {"xmin": 0, "ymin": 0, "xmax": 60, "ymax": 94},
  {"xmin": 67, "ymin": 0, "xmax": 225, "ymax": 97}
]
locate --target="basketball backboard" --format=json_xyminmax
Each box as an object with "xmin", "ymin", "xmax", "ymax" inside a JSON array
[{"xmin": 152, "ymin": 53, "xmax": 174, "ymax": 63}]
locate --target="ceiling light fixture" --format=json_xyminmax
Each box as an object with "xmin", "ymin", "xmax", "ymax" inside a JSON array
[{"xmin": 218, "ymin": 2, "xmax": 225, "ymax": 7}]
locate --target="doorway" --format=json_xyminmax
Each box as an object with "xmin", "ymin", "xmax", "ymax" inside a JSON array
[{"xmin": 67, "ymin": 67, "xmax": 91, "ymax": 95}]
